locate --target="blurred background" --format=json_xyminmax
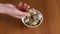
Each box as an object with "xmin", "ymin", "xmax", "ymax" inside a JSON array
[{"xmin": 0, "ymin": 0, "xmax": 60, "ymax": 34}]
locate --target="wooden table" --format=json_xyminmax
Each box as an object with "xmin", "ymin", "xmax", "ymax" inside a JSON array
[{"xmin": 0, "ymin": 0, "xmax": 60, "ymax": 34}]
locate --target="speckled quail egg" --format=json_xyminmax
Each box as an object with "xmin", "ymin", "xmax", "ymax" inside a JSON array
[
  {"xmin": 30, "ymin": 21, "xmax": 38, "ymax": 26},
  {"xmin": 28, "ymin": 9, "xmax": 37, "ymax": 15},
  {"xmin": 24, "ymin": 17, "xmax": 30, "ymax": 23},
  {"xmin": 37, "ymin": 14, "xmax": 42, "ymax": 20},
  {"xmin": 33, "ymin": 15, "xmax": 38, "ymax": 20}
]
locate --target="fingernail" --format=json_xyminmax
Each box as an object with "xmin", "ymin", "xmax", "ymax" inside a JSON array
[
  {"xmin": 24, "ymin": 3, "xmax": 27, "ymax": 7},
  {"xmin": 27, "ymin": 5, "xmax": 30, "ymax": 8},
  {"xmin": 19, "ymin": 2, "xmax": 22, "ymax": 7},
  {"xmin": 20, "ymin": 2, "xmax": 22, "ymax": 5}
]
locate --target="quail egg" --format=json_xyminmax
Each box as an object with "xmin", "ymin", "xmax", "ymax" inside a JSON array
[{"xmin": 24, "ymin": 17, "xmax": 30, "ymax": 23}]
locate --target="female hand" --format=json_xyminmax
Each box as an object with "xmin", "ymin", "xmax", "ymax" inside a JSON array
[{"xmin": 0, "ymin": 2, "xmax": 30, "ymax": 19}]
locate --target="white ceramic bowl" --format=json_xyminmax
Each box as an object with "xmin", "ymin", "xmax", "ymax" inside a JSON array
[{"xmin": 21, "ymin": 9, "xmax": 43, "ymax": 28}]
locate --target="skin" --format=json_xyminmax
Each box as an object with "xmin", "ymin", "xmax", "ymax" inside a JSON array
[{"xmin": 0, "ymin": 2, "xmax": 31, "ymax": 19}]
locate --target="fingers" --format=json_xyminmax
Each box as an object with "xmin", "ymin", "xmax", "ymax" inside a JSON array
[
  {"xmin": 25, "ymin": 4, "xmax": 30, "ymax": 11},
  {"xmin": 15, "ymin": 12, "xmax": 30, "ymax": 19},
  {"xmin": 23, "ymin": 3, "xmax": 27, "ymax": 9},
  {"xmin": 32, "ymin": 8, "xmax": 35, "ymax": 10},
  {"xmin": 13, "ymin": 12, "xmax": 31, "ymax": 19},
  {"xmin": 7, "ymin": 4, "xmax": 15, "ymax": 8},
  {"xmin": 10, "ymin": 14, "xmax": 24, "ymax": 19},
  {"xmin": 20, "ymin": 12, "xmax": 31, "ymax": 16},
  {"xmin": 12, "ymin": 10, "xmax": 31, "ymax": 18},
  {"xmin": 18, "ymin": 2, "xmax": 22, "ymax": 7},
  {"xmin": 23, "ymin": 3, "xmax": 30, "ymax": 10},
  {"xmin": 16, "ymin": 11, "xmax": 31, "ymax": 17},
  {"xmin": 18, "ymin": 2, "xmax": 30, "ymax": 11},
  {"xmin": 13, "ymin": 15, "xmax": 24, "ymax": 19}
]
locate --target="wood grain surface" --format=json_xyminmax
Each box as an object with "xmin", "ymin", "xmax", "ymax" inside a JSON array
[{"xmin": 0, "ymin": 0, "xmax": 60, "ymax": 34}]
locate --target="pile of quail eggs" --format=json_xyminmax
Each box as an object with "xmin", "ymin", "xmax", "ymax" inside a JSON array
[{"xmin": 21, "ymin": 8, "xmax": 43, "ymax": 28}]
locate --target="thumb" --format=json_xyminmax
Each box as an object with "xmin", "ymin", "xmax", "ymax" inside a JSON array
[{"xmin": 20, "ymin": 12, "xmax": 31, "ymax": 17}]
